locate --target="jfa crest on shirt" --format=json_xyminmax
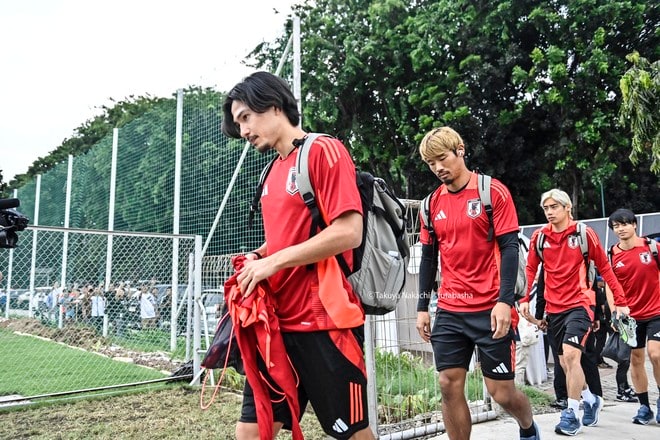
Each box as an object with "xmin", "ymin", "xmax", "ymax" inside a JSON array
[
  {"xmin": 286, "ymin": 167, "xmax": 298, "ymax": 195},
  {"xmin": 568, "ymin": 235, "xmax": 580, "ymax": 249},
  {"xmin": 640, "ymin": 251, "xmax": 653, "ymax": 265},
  {"xmin": 467, "ymin": 198, "xmax": 481, "ymax": 218}
]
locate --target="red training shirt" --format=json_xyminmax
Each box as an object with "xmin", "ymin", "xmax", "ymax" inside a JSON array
[
  {"xmin": 524, "ymin": 221, "xmax": 627, "ymax": 319},
  {"xmin": 261, "ymin": 136, "xmax": 364, "ymax": 332},
  {"xmin": 418, "ymin": 172, "xmax": 519, "ymax": 312},
  {"xmin": 609, "ymin": 237, "xmax": 660, "ymax": 321}
]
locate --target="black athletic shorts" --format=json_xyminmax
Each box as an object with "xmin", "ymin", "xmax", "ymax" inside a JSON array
[
  {"xmin": 239, "ymin": 327, "xmax": 369, "ymax": 439},
  {"xmin": 547, "ymin": 307, "xmax": 592, "ymax": 355},
  {"xmin": 430, "ymin": 309, "xmax": 516, "ymax": 380},
  {"xmin": 632, "ymin": 316, "xmax": 660, "ymax": 349}
]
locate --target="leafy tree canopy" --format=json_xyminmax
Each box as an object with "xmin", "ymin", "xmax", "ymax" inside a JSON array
[{"xmin": 249, "ymin": 0, "xmax": 659, "ymax": 223}]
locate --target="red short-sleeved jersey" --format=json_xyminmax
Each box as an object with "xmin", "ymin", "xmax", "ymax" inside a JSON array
[
  {"xmin": 610, "ymin": 238, "xmax": 660, "ymax": 321},
  {"xmin": 525, "ymin": 222, "xmax": 627, "ymax": 319},
  {"xmin": 261, "ymin": 136, "xmax": 364, "ymax": 332},
  {"xmin": 418, "ymin": 173, "xmax": 519, "ymax": 312}
]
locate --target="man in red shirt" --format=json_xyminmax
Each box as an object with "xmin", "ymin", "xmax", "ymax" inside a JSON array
[
  {"xmin": 519, "ymin": 189, "xmax": 629, "ymax": 436},
  {"xmin": 415, "ymin": 127, "xmax": 539, "ymax": 440},
  {"xmin": 605, "ymin": 208, "xmax": 660, "ymax": 425},
  {"xmin": 222, "ymin": 71, "xmax": 374, "ymax": 440}
]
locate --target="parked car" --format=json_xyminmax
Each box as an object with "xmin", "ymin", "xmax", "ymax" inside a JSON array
[{"xmin": 16, "ymin": 287, "xmax": 51, "ymax": 310}]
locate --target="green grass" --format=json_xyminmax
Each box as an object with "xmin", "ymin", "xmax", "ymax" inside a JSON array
[
  {"xmin": 519, "ymin": 384, "xmax": 553, "ymax": 406},
  {"xmin": 0, "ymin": 328, "xmax": 166, "ymax": 397},
  {"xmin": 107, "ymin": 328, "xmax": 188, "ymax": 359}
]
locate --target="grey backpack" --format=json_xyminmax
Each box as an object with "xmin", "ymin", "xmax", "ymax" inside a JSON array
[{"xmin": 252, "ymin": 133, "xmax": 409, "ymax": 315}]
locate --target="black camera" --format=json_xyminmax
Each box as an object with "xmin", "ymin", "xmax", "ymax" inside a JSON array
[{"xmin": 0, "ymin": 198, "xmax": 29, "ymax": 249}]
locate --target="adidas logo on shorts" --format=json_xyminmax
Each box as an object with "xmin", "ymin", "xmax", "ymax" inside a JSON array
[
  {"xmin": 492, "ymin": 362, "xmax": 509, "ymax": 374},
  {"xmin": 332, "ymin": 418, "xmax": 348, "ymax": 434}
]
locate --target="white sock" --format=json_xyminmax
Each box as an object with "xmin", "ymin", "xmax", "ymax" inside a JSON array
[
  {"xmin": 568, "ymin": 398, "xmax": 580, "ymax": 415},
  {"xmin": 581, "ymin": 388, "xmax": 596, "ymax": 405}
]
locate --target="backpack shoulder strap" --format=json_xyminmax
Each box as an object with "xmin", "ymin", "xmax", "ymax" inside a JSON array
[
  {"xmin": 477, "ymin": 173, "xmax": 494, "ymax": 242},
  {"xmin": 645, "ymin": 237, "xmax": 660, "ymax": 269},
  {"xmin": 420, "ymin": 192, "xmax": 434, "ymax": 238},
  {"xmin": 608, "ymin": 244, "xmax": 616, "ymax": 266},
  {"xmin": 536, "ymin": 231, "xmax": 546, "ymax": 263},
  {"xmin": 576, "ymin": 222, "xmax": 589, "ymax": 262},
  {"xmin": 294, "ymin": 133, "xmax": 329, "ymax": 230}
]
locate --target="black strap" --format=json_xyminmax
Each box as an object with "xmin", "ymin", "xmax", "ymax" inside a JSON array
[{"xmin": 249, "ymin": 156, "xmax": 278, "ymax": 228}]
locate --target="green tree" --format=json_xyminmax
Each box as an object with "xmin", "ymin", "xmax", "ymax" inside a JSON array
[
  {"xmin": 250, "ymin": 0, "xmax": 659, "ymax": 222},
  {"xmin": 619, "ymin": 51, "xmax": 660, "ymax": 174}
]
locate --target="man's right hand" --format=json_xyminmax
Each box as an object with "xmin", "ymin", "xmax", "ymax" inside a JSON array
[
  {"xmin": 518, "ymin": 301, "xmax": 530, "ymax": 320},
  {"xmin": 416, "ymin": 311, "xmax": 431, "ymax": 342}
]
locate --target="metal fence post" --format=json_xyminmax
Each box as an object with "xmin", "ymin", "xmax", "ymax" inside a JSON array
[{"xmin": 364, "ymin": 314, "xmax": 379, "ymax": 436}]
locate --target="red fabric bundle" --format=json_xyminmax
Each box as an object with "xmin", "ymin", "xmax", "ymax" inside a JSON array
[{"xmin": 224, "ymin": 255, "xmax": 303, "ymax": 440}]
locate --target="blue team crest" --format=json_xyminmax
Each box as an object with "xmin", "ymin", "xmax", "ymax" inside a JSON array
[
  {"xmin": 286, "ymin": 167, "xmax": 298, "ymax": 195},
  {"xmin": 467, "ymin": 198, "xmax": 481, "ymax": 218},
  {"xmin": 640, "ymin": 251, "xmax": 652, "ymax": 265}
]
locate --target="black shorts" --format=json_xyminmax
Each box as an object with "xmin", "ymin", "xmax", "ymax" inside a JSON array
[
  {"xmin": 430, "ymin": 309, "xmax": 516, "ymax": 380},
  {"xmin": 632, "ymin": 316, "xmax": 660, "ymax": 349},
  {"xmin": 548, "ymin": 307, "xmax": 592, "ymax": 355},
  {"xmin": 239, "ymin": 327, "xmax": 369, "ymax": 439}
]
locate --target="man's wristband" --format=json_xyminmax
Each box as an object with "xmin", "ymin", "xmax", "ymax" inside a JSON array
[{"xmin": 247, "ymin": 251, "xmax": 263, "ymax": 259}]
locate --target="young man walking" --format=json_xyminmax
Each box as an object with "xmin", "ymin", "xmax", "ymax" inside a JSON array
[
  {"xmin": 519, "ymin": 189, "xmax": 629, "ymax": 436},
  {"xmin": 605, "ymin": 208, "xmax": 660, "ymax": 425},
  {"xmin": 415, "ymin": 127, "xmax": 539, "ymax": 440},
  {"xmin": 222, "ymin": 71, "xmax": 374, "ymax": 440}
]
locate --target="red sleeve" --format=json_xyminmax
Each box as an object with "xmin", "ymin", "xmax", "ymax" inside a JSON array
[
  {"xmin": 491, "ymin": 179, "xmax": 519, "ymax": 237},
  {"xmin": 308, "ymin": 137, "xmax": 363, "ymax": 222},
  {"xmin": 588, "ymin": 228, "xmax": 627, "ymax": 307}
]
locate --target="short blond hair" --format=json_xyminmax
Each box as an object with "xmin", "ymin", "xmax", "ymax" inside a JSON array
[
  {"xmin": 540, "ymin": 188, "xmax": 572, "ymax": 209},
  {"xmin": 419, "ymin": 127, "xmax": 464, "ymax": 161}
]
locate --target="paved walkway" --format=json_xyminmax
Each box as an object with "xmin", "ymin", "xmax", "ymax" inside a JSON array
[{"xmin": 429, "ymin": 358, "xmax": 660, "ymax": 439}]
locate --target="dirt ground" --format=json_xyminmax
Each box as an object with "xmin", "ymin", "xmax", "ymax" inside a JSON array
[
  {"xmin": 0, "ymin": 386, "xmax": 328, "ymax": 440},
  {"xmin": 0, "ymin": 318, "xmax": 327, "ymax": 439},
  {"xmin": 1, "ymin": 318, "xmax": 556, "ymax": 439}
]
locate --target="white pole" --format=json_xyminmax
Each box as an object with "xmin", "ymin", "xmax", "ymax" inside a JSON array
[
  {"xmin": 364, "ymin": 315, "xmax": 379, "ymax": 436},
  {"xmin": 192, "ymin": 235, "xmax": 202, "ymax": 384},
  {"xmin": 171, "ymin": 89, "xmax": 183, "ymax": 351},
  {"xmin": 201, "ymin": 27, "xmax": 294, "ymax": 257},
  {"xmin": 103, "ymin": 128, "xmax": 119, "ymax": 337},
  {"xmin": 28, "ymin": 175, "xmax": 41, "ymax": 317},
  {"xmin": 4, "ymin": 189, "xmax": 18, "ymax": 318},
  {"xmin": 293, "ymin": 16, "xmax": 302, "ymax": 126},
  {"xmin": 105, "ymin": 128, "xmax": 118, "ymax": 292},
  {"xmin": 184, "ymin": 253, "xmax": 194, "ymax": 360},
  {"xmin": 59, "ymin": 155, "xmax": 73, "ymax": 328}
]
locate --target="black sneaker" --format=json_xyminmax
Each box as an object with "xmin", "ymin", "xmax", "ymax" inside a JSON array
[
  {"xmin": 616, "ymin": 389, "xmax": 639, "ymax": 402},
  {"xmin": 551, "ymin": 398, "xmax": 568, "ymax": 409}
]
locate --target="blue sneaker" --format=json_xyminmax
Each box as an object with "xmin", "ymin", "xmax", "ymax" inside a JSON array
[
  {"xmin": 632, "ymin": 404, "xmax": 654, "ymax": 425},
  {"xmin": 520, "ymin": 421, "xmax": 541, "ymax": 440},
  {"xmin": 582, "ymin": 395, "xmax": 603, "ymax": 426},
  {"xmin": 555, "ymin": 408, "xmax": 581, "ymax": 436}
]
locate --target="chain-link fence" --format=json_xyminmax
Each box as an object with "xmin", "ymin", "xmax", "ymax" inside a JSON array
[{"xmin": 0, "ymin": 226, "xmax": 200, "ymax": 401}]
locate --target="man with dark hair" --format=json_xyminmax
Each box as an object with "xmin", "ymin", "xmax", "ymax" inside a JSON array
[
  {"xmin": 222, "ymin": 71, "xmax": 374, "ymax": 440},
  {"xmin": 415, "ymin": 126, "xmax": 539, "ymax": 440},
  {"xmin": 606, "ymin": 208, "xmax": 660, "ymax": 425}
]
